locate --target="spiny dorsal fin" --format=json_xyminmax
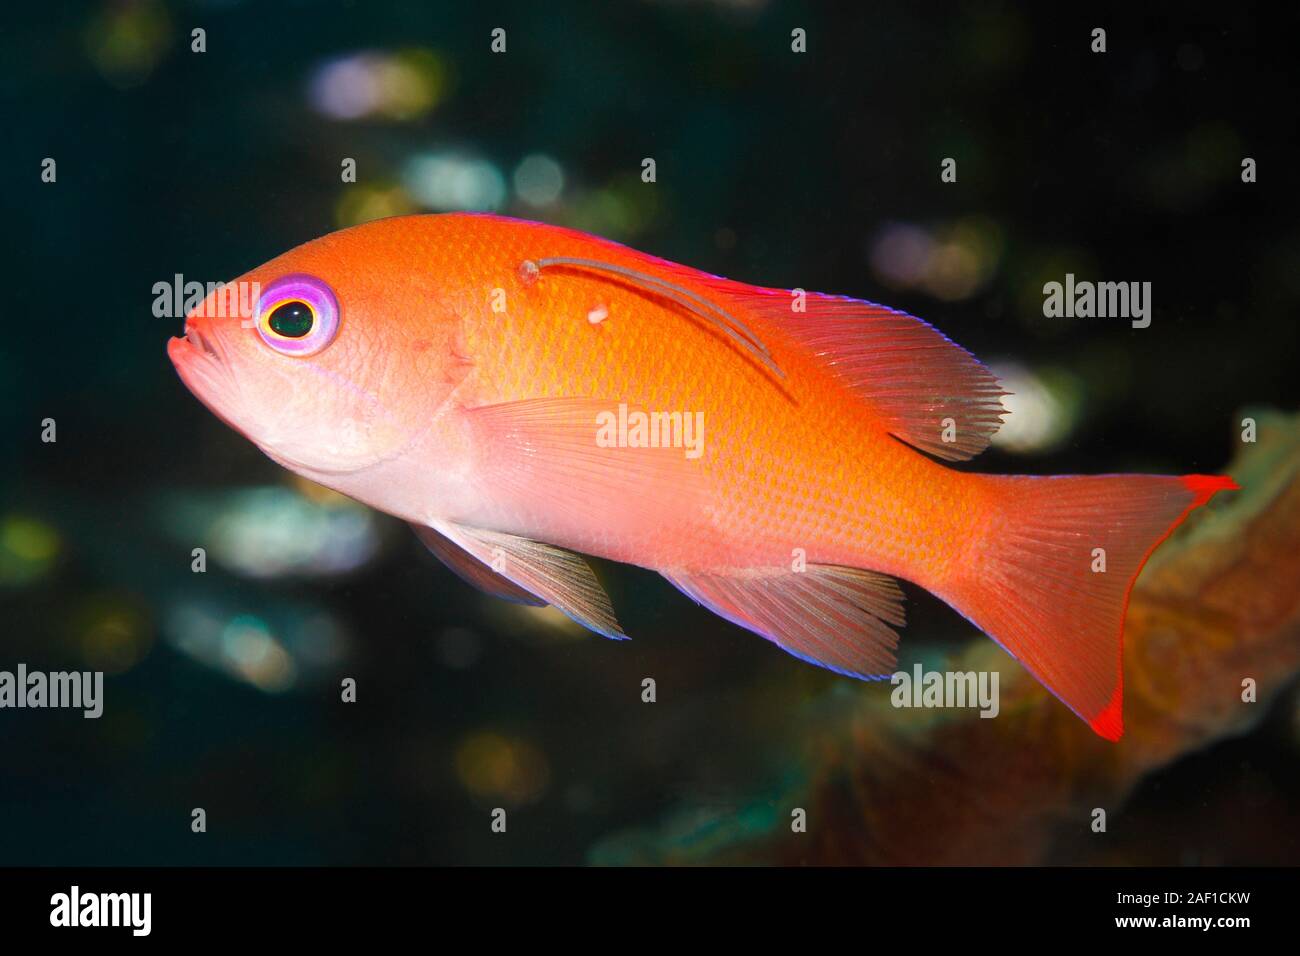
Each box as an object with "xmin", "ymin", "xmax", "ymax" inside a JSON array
[
  {"xmin": 531, "ymin": 256, "xmax": 786, "ymax": 381},
  {"xmin": 678, "ymin": 277, "xmax": 1009, "ymax": 461},
  {"xmin": 531, "ymin": 244, "xmax": 1008, "ymax": 460},
  {"xmin": 662, "ymin": 564, "xmax": 905, "ymax": 679},
  {"xmin": 434, "ymin": 521, "xmax": 627, "ymax": 640}
]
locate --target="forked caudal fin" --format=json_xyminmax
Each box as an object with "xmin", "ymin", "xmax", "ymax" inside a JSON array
[{"xmin": 943, "ymin": 473, "xmax": 1238, "ymax": 740}]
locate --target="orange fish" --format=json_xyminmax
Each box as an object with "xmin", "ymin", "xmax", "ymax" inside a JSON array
[{"xmin": 168, "ymin": 213, "xmax": 1236, "ymax": 740}]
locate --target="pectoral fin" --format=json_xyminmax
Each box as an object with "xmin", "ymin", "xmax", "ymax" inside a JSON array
[{"xmin": 463, "ymin": 397, "xmax": 710, "ymax": 537}]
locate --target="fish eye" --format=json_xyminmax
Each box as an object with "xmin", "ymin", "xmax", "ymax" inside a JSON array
[
  {"xmin": 268, "ymin": 300, "xmax": 314, "ymax": 337},
  {"xmin": 254, "ymin": 274, "xmax": 340, "ymax": 356}
]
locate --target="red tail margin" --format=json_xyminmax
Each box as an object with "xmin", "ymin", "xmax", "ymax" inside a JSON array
[{"xmin": 948, "ymin": 473, "xmax": 1238, "ymax": 741}]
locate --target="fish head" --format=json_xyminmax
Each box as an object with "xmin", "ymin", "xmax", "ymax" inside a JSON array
[{"xmin": 168, "ymin": 221, "xmax": 469, "ymax": 480}]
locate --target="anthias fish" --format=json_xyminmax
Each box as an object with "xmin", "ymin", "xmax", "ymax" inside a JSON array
[{"xmin": 168, "ymin": 213, "xmax": 1236, "ymax": 740}]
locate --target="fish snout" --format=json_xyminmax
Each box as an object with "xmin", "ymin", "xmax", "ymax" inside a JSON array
[
  {"xmin": 169, "ymin": 318, "xmax": 223, "ymax": 367},
  {"xmin": 168, "ymin": 316, "xmax": 247, "ymax": 435},
  {"xmin": 168, "ymin": 311, "xmax": 236, "ymax": 396},
  {"xmin": 185, "ymin": 322, "xmax": 221, "ymax": 359}
]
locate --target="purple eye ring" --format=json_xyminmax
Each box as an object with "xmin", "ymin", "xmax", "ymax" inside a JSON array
[{"xmin": 254, "ymin": 274, "xmax": 340, "ymax": 356}]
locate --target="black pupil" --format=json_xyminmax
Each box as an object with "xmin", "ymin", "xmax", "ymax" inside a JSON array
[{"xmin": 269, "ymin": 301, "xmax": 313, "ymax": 337}]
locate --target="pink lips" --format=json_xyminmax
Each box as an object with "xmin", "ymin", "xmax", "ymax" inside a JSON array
[
  {"xmin": 169, "ymin": 324, "xmax": 219, "ymax": 363},
  {"xmin": 166, "ymin": 334, "xmax": 192, "ymax": 365},
  {"xmin": 168, "ymin": 324, "xmax": 245, "ymax": 433}
]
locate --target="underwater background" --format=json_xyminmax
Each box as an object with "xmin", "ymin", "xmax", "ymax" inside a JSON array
[{"xmin": 1, "ymin": 1, "xmax": 1297, "ymax": 865}]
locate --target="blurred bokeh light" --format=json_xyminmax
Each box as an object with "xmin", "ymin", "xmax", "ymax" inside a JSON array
[
  {"xmin": 988, "ymin": 361, "xmax": 1083, "ymax": 454},
  {"xmin": 308, "ymin": 49, "xmax": 448, "ymax": 121},
  {"xmin": 402, "ymin": 152, "xmax": 507, "ymax": 212},
  {"xmin": 158, "ymin": 486, "xmax": 382, "ymax": 580},
  {"xmin": 0, "ymin": 514, "xmax": 60, "ymax": 587}
]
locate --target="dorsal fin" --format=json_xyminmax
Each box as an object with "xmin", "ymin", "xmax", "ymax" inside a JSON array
[
  {"xmin": 682, "ymin": 278, "xmax": 1008, "ymax": 460},
  {"xmin": 531, "ymin": 256, "xmax": 786, "ymax": 381},
  {"xmin": 523, "ymin": 234, "xmax": 1007, "ymax": 459},
  {"xmin": 597, "ymin": 249, "xmax": 1008, "ymax": 461},
  {"xmin": 782, "ymin": 294, "xmax": 1008, "ymax": 460}
]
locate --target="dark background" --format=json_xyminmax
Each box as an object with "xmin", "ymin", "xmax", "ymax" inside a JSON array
[{"xmin": 0, "ymin": 1, "xmax": 1296, "ymax": 864}]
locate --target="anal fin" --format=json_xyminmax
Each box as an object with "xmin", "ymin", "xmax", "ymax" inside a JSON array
[{"xmin": 663, "ymin": 564, "xmax": 905, "ymax": 679}]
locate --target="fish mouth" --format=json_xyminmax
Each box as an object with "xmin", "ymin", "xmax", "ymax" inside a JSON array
[
  {"xmin": 182, "ymin": 324, "xmax": 221, "ymax": 360},
  {"xmin": 167, "ymin": 328, "xmax": 222, "ymax": 383},
  {"xmin": 167, "ymin": 323, "xmax": 222, "ymax": 366},
  {"xmin": 168, "ymin": 325, "xmax": 244, "ymax": 432}
]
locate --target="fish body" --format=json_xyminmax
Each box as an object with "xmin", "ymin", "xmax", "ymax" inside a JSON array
[{"xmin": 169, "ymin": 213, "xmax": 1236, "ymax": 739}]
